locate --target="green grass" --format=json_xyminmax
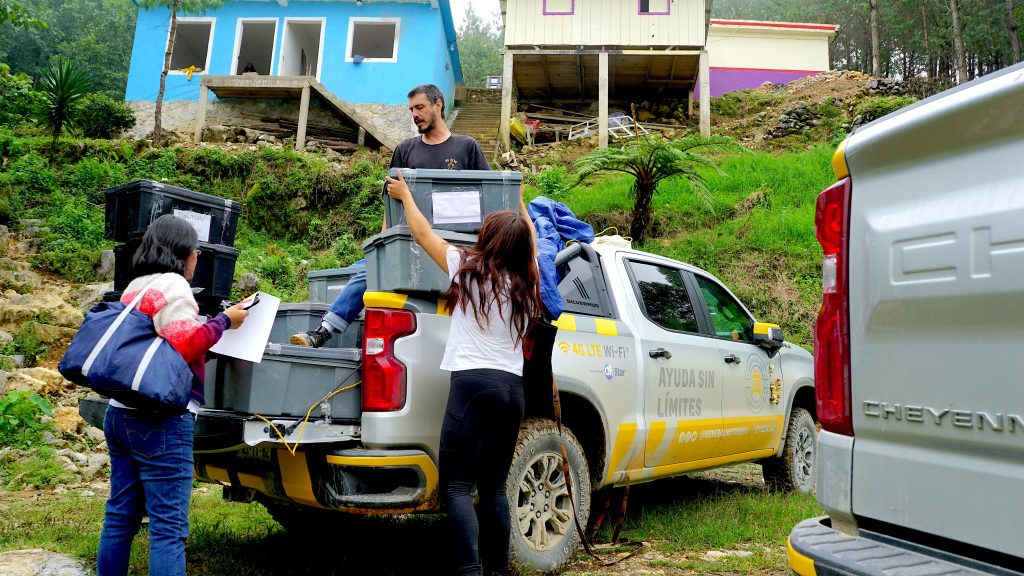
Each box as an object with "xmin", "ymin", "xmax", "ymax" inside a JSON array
[{"xmin": 0, "ymin": 467, "xmax": 821, "ymax": 575}]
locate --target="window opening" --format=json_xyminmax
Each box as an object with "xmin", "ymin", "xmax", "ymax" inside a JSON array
[
  {"xmin": 544, "ymin": 0, "xmax": 574, "ymax": 15},
  {"xmin": 169, "ymin": 20, "xmax": 213, "ymax": 72},
  {"xmin": 695, "ymin": 276, "xmax": 754, "ymax": 342},
  {"xmin": 348, "ymin": 19, "xmax": 399, "ymax": 62},
  {"xmin": 280, "ymin": 20, "xmax": 323, "ymax": 76},
  {"xmin": 629, "ymin": 261, "xmax": 698, "ymax": 333},
  {"xmin": 235, "ymin": 20, "xmax": 276, "ymax": 75},
  {"xmin": 639, "ymin": 0, "xmax": 671, "ymax": 15}
]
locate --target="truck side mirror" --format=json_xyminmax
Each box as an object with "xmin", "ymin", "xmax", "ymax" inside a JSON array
[{"xmin": 753, "ymin": 322, "xmax": 785, "ymax": 357}]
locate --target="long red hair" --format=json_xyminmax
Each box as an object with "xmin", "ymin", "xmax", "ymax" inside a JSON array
[{"xmin": 445, "ymin": 210, "xmax": 542, "ymax": 344}]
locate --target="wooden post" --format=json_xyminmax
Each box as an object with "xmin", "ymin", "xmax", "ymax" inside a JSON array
[
  {"xmin": 194, "ymin": 84, "xmax": 209, "ymax": 143},
  {"xmin": 699, "ymin": 50, "xmax": 711, "ymax": 137},
  {"xmin": 499, "ymin": 50, "xmax": 514, "ymax": 152},
  {"xmin": 598, "ymin": 52, "xmax": 609, "ymax": 148},
  {"xmin": 357, "ymin": 127, "xmax": 366, "ymax": 147},
  {"xmin": 296, "ymin": 84, "xmax": 311, "ymax": 151},
  {"xmin": 688, "ymin": 87, "xmax": 695, "ymax": 118}
]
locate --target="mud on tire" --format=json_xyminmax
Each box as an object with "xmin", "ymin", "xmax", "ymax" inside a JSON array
[
  {"xmin": 507, "ymin": 418, "xmax": 591, "ymax": 573},
  {"xmin": 762, "ymin": 407, "xmax": 817, "ymax": 493}
]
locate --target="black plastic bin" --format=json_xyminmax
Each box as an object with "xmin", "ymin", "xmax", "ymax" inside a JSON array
[
  {"xmin": 105, "ymin": 180, "xmax": 241, "ymax": 246},
  {"xmin": 112, "ymin": 241, "xmax": 238, "ymax": 314}
]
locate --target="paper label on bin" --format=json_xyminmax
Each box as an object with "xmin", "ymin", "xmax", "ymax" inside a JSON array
[
  {"xmin": 173, "ymin": 209, "xmax": 212, "ymax": 242},
  {"xmin": 431, "ymin": 191, "xmax": 481, "ymax": 224}
]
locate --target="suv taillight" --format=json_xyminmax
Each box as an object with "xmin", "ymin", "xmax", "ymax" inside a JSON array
[
  {"xmin": 814, "ymin": 177, "xmax": 852, "ymax": 436},
  {"xmin": 362, "ymin": 308, "xmax": 416, "ymax": 412}
]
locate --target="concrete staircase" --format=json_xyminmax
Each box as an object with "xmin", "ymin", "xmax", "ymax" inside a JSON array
[{"xmin": 451, "ymin": 100, "xmax": 502, "ymax": 161}]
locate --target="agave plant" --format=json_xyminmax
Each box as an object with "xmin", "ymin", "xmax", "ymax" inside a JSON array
[
  {"xmin": 573, "ymin": 134, "xmax": 743, "ymax": 244},
  {"xmin": 36, "ymin": 56, "xmax": 93, "ymax": 146}
]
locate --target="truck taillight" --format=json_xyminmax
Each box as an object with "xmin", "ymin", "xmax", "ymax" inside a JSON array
[
  {"xmin": 362, "ymin": 308, "xmax": 416, "ymax": 412},
  {"xmin": 814, "ymin": 177, "xmax": 852, "ymax": 436}
]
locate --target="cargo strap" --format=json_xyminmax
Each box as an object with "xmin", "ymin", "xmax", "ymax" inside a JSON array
[{"xmin": 550, "ymin": 372, "xmax": 642, "ymax": 567}]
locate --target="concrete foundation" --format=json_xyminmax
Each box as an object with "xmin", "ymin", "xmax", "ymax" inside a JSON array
[{"xmin": 126, "ymin": 100, "xmax": 416, "ymax": 149}]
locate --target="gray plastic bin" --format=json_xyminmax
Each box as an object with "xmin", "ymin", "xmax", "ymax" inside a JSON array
[
  {"xmin": 383, "ymin": 168, "xmax": 523, "ymax": 234},
  {"xmin": 269, "ymin": 302, "xmax": 361, "ymax": 349},
  {"xmin": 363, "ymin": 226, "xmax": 477, "ymax": 293},
  {"xmin": 208, "ymin": 346, "xmax": 361, "ymax": 419},
  {"xmin": 307, "ymin": 265, "xmax": 362, "ymax": 304}
]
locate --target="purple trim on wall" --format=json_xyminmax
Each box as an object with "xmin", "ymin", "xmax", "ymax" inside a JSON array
[
  {"xmin": 695, "ymin": 68, "xmax": 824, "ymax": 98},
  {"xmin": 638, "ymin": 0, "xmax": 670, "ymax": 15},
  {"xmin": 543, "ymin": 0, "xmax": 575, "ymax": 15}
]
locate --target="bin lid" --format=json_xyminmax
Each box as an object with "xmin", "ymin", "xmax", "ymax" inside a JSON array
[
  {"xmin": 307, "ymin": 265, "xmax": 364, "ymax": 280},
  {"xmin": 388, "ymin": 168, "xmax": 523, "ymax": 184},
  {"xmin": 263, "ymin": 343, "xmax": 362, "ymax": 362},
  {"xmin": 361, "ymin": 225, "xmax": 478, "ymax": 250},
  {"xmin": 197, "ymin": 241, "xmax": 240, "ymax": 256},
  {"xmin": 105, "ymin": 179, "xmax": 241, "ymax": 211}
]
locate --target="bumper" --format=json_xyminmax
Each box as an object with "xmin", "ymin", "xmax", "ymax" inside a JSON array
[
  {"xmin": 80, "ymin": 397, "xmax": 438, "ymax": 514},
  {"xmin": 789, "ymin": 517, "xmax": 1019, "ymax": 576}
]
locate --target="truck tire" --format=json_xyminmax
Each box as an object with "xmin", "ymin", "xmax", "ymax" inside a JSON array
[
  {"xmin": 507, "ymin": 418, "xmax": 591, "ymax": 573},
  {"xmin": 762, "ymin": 407, "xmax": 817, "ymax": 493}
]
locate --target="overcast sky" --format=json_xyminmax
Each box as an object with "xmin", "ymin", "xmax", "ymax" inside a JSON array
[{"xmin": 450, "ymin": 0, "xmax": 502, "ymax": 30}]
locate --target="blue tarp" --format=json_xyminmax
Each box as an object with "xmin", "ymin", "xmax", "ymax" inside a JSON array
[{"xmin": 528, "ymin": 196, "xmax": 595, "ymax": 318}]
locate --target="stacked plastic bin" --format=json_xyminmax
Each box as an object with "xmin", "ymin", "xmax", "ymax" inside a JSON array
[
  {"xmin": 362, "ymin": 168, "xmax": 524, "ymax": 293},
  {"xmin": 104, "ymin": 180, "xmax": 241, "ymax": 316}
]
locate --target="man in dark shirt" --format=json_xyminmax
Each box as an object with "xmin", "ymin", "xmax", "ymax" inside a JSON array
[{"xmin": 292, "ymin": 84, "xmax": 489, "ymax": 347}]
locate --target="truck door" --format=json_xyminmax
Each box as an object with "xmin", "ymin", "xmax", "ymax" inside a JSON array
[
  {"xmin": 624, "ymin": 259, "xmax": 724, "ymax": 468},
  {"xmin": 691, "ymin": 274, "xmax": 785, "ymax": 456}
]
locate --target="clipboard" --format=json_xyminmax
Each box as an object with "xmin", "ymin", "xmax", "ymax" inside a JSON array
[{"xmin": 209, "ymin": 291, "xmax": 281, "ymax": 363}]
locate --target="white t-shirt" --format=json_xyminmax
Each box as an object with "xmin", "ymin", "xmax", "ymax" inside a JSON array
[{"xmin": 439, "ymin": 246, "xmax": 524, "ymax": 376}]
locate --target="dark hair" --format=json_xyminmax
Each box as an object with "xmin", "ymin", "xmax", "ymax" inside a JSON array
[
  {"xmin": 445, "ymin": 211, "xmax": 542, "ymax": 345},
  {"xmin": 130, "ymin": 215, "xmax": 199, "ymax": 279},
  {"xmin": 407, "ymin": 84, "xmax": 445, "ymax": 115}
]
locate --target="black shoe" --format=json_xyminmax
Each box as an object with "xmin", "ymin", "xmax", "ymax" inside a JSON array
[{"xmin": 290, "ymin": 326, "xmax": 332, "ymax": 348}]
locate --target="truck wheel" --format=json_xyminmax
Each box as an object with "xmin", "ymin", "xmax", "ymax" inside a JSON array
[
  {"xmin": 762, "ymin": 407, "xmax": 817, "ymax": 493},
  {"xmin": 507, "ymin": 418, "xmax": 591, "ymax": 573}
]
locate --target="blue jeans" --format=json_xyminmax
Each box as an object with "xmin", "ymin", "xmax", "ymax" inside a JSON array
[
  {"xmin": 98, "ymin": 405, "xmax": 194, "ymax": 576},
  {"xmin": 440, "ymin": 369, "xmax": 525, "ymax": 576},
  {"xmin": 324, "ymin": 259, "xmax": 367, "ymax": 333}
]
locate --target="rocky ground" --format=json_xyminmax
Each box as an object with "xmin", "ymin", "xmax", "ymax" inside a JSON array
[{"xmin": 0, "ymin": 221, "xmax": 113, "ymax": 488}]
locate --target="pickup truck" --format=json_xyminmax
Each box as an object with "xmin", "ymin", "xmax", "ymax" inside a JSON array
[
  {"xmin": 82, "ymin": 234, "xmax": 816, "ymax": 572},
  {"xmin": 788, "ymin": 62, "xmax": 1024, "ymax": 574}
]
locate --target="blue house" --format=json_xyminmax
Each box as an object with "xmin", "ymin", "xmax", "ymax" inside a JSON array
[{"xmin": 125, "ymin": 0, "xmax": 464, "ymax": 149}]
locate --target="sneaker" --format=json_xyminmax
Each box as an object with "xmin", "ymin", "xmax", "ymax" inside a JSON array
[{"xmin": 290, "ymin": 326, "xmax": 332, "ymax": 348}]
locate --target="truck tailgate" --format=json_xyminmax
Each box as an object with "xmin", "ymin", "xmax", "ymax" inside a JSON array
[{"xmin": 845, "ymin": 66, "xmax": 1024, "ymax": 557}]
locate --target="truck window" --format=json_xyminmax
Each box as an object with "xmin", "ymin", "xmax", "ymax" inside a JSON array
[
  {"xmin": 694, "ymin": 275, "xmax": 754, "ymax": 342},
  {"xmin": 627, "ymin": 261, "xmax": 699, "ymax": 333}
]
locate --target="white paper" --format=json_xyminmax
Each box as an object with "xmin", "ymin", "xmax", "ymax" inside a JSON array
[
  {"xmin": 431, "ymin": 191, "xmax": 481, "ymax": 224},
  {"xmin": 173, "ymin": 209, "xmax": 212, "ymax": 242},
  {"xmin": 210, "ymin": 292, "xmax": 281, "ymax": 363}
]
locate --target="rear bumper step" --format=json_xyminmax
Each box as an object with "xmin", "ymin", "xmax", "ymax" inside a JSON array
[{"xmin": 789, "ymin": 517, "xmax": 1021, "ymax": 576}]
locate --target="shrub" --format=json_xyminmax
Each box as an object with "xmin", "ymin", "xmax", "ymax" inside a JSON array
[
  {"xmin": 7, "ymin": 152, "xmax": 58, "ymax": 210},
  {"xmin": 852, "ymin": 96, "xmax": 917, "ymax": 124},
  {"xmin": 0, "ymin": 68, "xmax": 44, "ymax": 128},
  {"xmin": 0, "ymin": 391, "xmax": 52, "ymax": 448},
  {"xmin": 33, "ymin": 199, "xmax": 107, "ymax": 282},
  {"xmin": 535, "ymin": 165, "xmax": 570, "ymax": 198},
  {"xmin": 1, "ymin": 322, "xmax": 48, "ymax": 367},
  {"xmin": 62, "ymin": 157, "xmax": 126, "ymax": 203},
  {"xmin": 35, "ymin": 56, "xmax": 94, "ymax": 145},
  {"xmin": 75, "ymin": 93, "xmax": 136, "ymax": 139}
]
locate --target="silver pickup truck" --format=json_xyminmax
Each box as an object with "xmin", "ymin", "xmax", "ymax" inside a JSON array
[
  {"xmin": 83, "ymin": 236, "xmax": 816, "ymax": 572},
  {"xmin": 788, "ymin": 62, "xmax": 1024, "ymax": 574}
]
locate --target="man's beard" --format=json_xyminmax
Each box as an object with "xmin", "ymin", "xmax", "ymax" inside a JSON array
[{"xmin": 417, "ymin": 117, "xmax": 434, "ymax": 134}]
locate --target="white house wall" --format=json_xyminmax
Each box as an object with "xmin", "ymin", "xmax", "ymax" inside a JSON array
[{"xmin": 504, "ymin": 0, "xmax": 705, "ymax": 47}]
